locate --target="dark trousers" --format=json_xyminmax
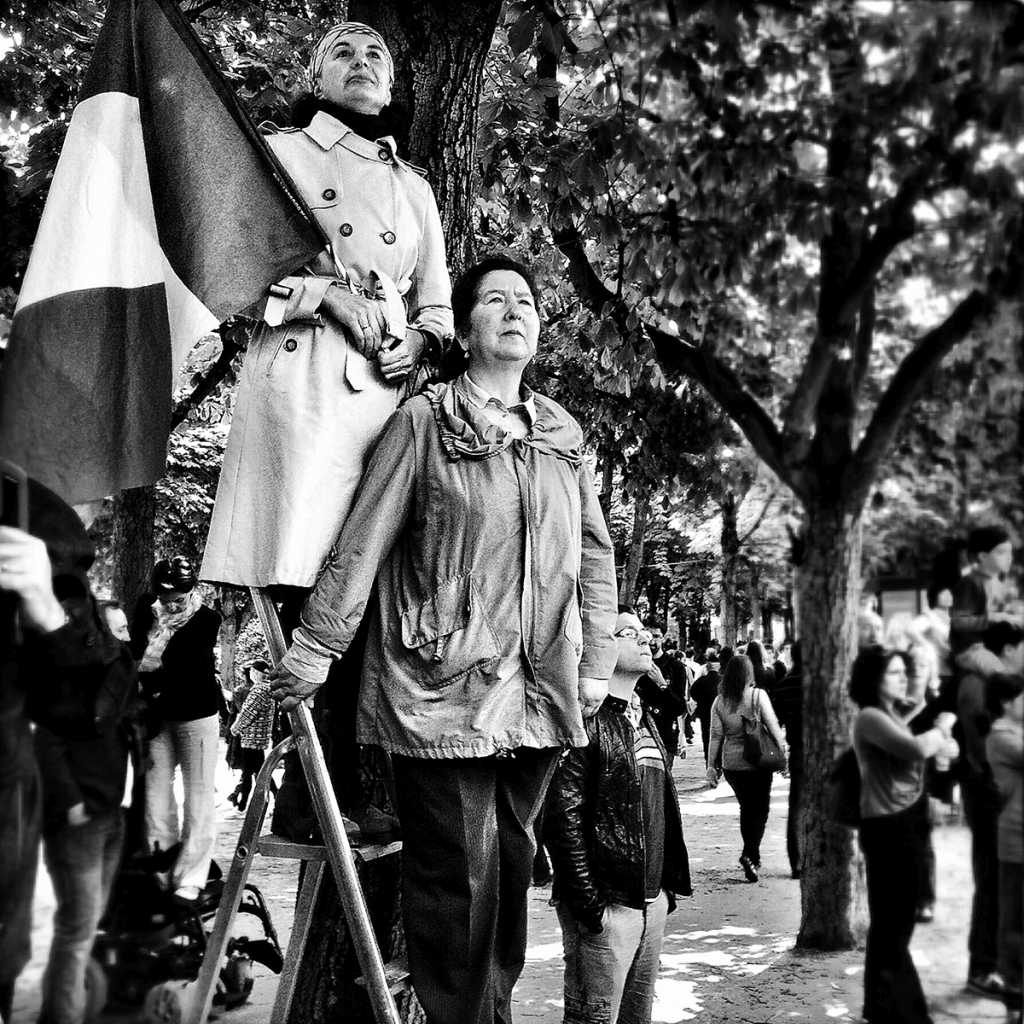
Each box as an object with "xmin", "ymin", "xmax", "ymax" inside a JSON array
[
  {"xmin": 786, "ymin": 745, "xmax": 803, "ymax": 876},
  {"xmin": 859, "ymin": 807, "xmax": 933, "ymax": 1024},
  {"xmin": 0, "ymin": 769, "xmax": 41, "ymax": 1020},
  {"xmin": 40, "ymin": 810, "xmax": 125, "ymax": 1024},
  {"xmin": 697, "ymin": 711, "xmax": 712, "ymax": 765},
  {"xmin": 392, "ymin": 748, "xmax": 560, "ymax": 1024},
  {"xmin": 723, "ymin": 768, "xmax": 773, "ymax": 865},
  {"xmin": 962, "ymin": 776, "xmax": 1001, "ymax": 976}
]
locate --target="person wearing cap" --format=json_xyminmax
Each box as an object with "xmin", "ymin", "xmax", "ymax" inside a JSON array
[
  {"xmin": 130, "ymin": 557, "xmax": 222, "ymax": 903},
  {"xmin": 201, "ymin": 22, "xmax": 454, "ymax": 592}
]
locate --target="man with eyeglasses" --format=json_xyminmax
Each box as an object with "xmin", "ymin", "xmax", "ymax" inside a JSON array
[{"xmin": 545, "ymin": 607, "xmax": 692, "ymax": 1023}]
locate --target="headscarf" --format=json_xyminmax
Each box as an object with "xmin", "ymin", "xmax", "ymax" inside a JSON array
[{"xmin": 307, "ymin": 22, "xmax": 394, "ymax": 91}]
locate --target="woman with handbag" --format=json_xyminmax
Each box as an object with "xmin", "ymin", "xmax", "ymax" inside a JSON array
[
  {"xmin": 706, "ymin": 653, "xmax": 786, "ymax": 881},
  {"xmin": 849, "ymin": 646, "xmax": 958, "ymax": 1024}
]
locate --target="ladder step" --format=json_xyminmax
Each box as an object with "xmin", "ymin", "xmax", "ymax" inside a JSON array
[
  {"xmin": 256, "ymin": 832, "xmax": 403, "ymax": 864},
  {"xmin": 355, "ymin": 955, "xmax": 411, "ymax": 995}
]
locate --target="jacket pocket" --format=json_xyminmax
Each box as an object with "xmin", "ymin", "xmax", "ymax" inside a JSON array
[
  {"xmin": 562, "ymin": 578, "xmax": 585, "ymax": 659},
  {"xmin": 399, "ymin": 572, "xmax": 499, "ymax": 687}
]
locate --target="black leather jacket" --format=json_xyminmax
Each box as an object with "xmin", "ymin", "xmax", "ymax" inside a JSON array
[{"xmin": 545, "ymin": 696, "xmax": 692, "ymax": 931}]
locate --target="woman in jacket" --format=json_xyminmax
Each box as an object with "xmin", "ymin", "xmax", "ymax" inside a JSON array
[
  {"xmin": 201, "ymin": 22, "xmax": 453, "ymax": 591},
  {"xmin": 849, "ymin": 646, "xmax": 959, "ymax": 1024},
  {"xmin": 271, "ymin": 255, "xmax": 618, "ymax": 1024},
  {"xmin": 705, "ymin": 653, "xmax": 786, "ymax": 881},
  {"xmin": 131, "ymin": 557, "xmax": 222, "ymax": 903}
]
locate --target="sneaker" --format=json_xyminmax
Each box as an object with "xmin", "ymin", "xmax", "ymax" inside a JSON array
[
  {"xmin": 915, "ymin": 904, "xmax": 934, "ymax": 923},
  {"xmin": 739, "ymin": 854, "xmax": 759, "ymax": 883},
  {"xmin": 966, "ymin": 972, "xmax": 1007, "ymax": 999}
]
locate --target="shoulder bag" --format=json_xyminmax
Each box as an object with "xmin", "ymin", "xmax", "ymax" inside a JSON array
[{"xmin": 741, "ymin": 689, "xmax": 787, "ymax": 772}]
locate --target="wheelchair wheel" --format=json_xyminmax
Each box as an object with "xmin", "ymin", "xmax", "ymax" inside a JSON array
[{"xmin": 83, "ymin": 957, "xmax": 109, "ymax": 1022}]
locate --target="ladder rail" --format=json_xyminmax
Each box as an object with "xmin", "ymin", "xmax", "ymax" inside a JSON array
[
  {"xmin": 251, "ymin": 588, "xmax": 402, "ymax": 1024},
  {"xmin": 188, "ymin": 735, "xmax": 289, "ymax": 1023}
]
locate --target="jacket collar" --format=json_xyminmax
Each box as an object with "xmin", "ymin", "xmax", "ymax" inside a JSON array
[
  {"xmin": 424, "ymin": 380, "xmax": 582, "ymax": 465},
  {"xmin": 458, "ymin": 372, "xmax": 538, "ymax": 427},
  {"xmin": 304, "ymin": 110, "xmax": 399, "ymax": 160}
]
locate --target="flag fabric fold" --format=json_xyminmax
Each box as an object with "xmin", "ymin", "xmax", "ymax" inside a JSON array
[{"xmin": 0, "ymin": 0, "xmax": 325, "ymax": 503}]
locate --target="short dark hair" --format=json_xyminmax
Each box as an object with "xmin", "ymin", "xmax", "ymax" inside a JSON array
[
  {"xmin": 849, "ymin": 646, "xmax": 908, "ymax": 708},
  {"xmin": 718, "ymin": 646, "xmax": 734, "ymax": 670},
  {"xmin": 451, "ymin": 255, "xmax": 540, "ymax": 337},
  {"xmin": 968, "ymin": 525, "xmax": 1010, "ymax": 556},
  {"xmin": 984, "ymin": 621, "xmax": 1024, "ymax": 655},
  {"xmin": 985, "ymin": 672, "xmax": 1024, "ymax": 720}
]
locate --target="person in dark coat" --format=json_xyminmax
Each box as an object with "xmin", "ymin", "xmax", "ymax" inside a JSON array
[
  {"xmin": 0, "ymin": 477, "xmax": 135, "ymax": 1023},
  {"xmin": 131, "ymin": 557, "xmax": 222, "ymax": 903},
  {"xmin": 690, "ymin": 654, "xmax": 722, "ymax": 766},
  {"xmin": 771, "ymin": 642, "xmax": 804, "ymax": 878}
]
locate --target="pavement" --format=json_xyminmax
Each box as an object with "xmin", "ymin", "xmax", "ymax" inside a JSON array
[{"xmin": 11, "ymin": 736, "xmax": 1007, "ymax": 1023}]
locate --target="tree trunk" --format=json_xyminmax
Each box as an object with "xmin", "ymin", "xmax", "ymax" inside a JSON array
[
  {"xmin": 111, "ymin": 485, "xmax": 156, "ymax": 616},
  {"xmin": 597, "ymin": 441, "xmax": 615, "ymax": 521},
  {"xmin": 748, "ymin": 565, "xmax": 762, "ymax": 642},
  {"xmin": 619, "ymin": 494, "xmax": 648, "ymax": 605},
  {"xmin": 795, "ymin": 497, "xmax": 868, "ymax": 950},
  {"xmin": 719, "ymin": 491, "xmax": 739, "ymax": 647}
]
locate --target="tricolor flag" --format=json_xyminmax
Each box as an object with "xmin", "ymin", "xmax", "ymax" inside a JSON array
[{"xmin": 0, "ymin": 0, "xmax": 325, "ymax": 503}]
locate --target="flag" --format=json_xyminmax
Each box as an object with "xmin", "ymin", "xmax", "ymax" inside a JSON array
[{"xmin": 0, "ymin": 0, "xmax": 326, "ymax": 504}]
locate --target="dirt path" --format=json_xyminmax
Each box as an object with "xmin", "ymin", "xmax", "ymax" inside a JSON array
[{"xmin": 12, "ymin": 740, "xmax": 1004, "ymax": 1023}]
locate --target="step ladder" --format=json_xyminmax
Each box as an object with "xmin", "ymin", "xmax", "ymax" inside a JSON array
[{"xmin": 184, "ymin": 589, "xmax": 406, "ymax": 1024}]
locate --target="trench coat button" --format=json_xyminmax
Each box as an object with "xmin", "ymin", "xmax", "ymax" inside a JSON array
[
  {"xmin": 283, "ymin": 338, "xmax": 298, "ymax": 352},
  {"xmin": 382, "ymin": 230, "xmax": 396, "ymax": 245},
  {"xmin": 322, "ymin": 188, "xmax": 336, "ymax": 201},
  {"xmin": 378, "ymin": 147, "xmax": 390, "ymax": 161},
  {"xmin": 340, "ymin": 223, "xmax": 353, "ymax": 237}
]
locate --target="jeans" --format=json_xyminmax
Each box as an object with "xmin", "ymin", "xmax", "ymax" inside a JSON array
[
  {"xmin": 962, "ymin": 776, "xmax": 1000, "ymax": 976},
  {"xmin": 144, "ymin": 714, "xmax": 219, "ymax": 890},
  {"xmin": 39, "ymin": 810, "xmax": 124, "ymax": 1024},
  {"xmin": 859, "ymin": 807, "xmax": 933, "ymax": 1024},
  {"xmin": 392, "ymin": 748, "xmax": 560, "ymax": 1024},
  {"xmin": 557, "ymin": 892, "xmax": 669, "ymax": 1024},
  {"xmin": 723, "ymin": 768, "xmax": 773, "ymax": 865}
]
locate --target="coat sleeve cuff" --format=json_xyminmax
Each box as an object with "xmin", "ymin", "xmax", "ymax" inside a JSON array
[
  {"xmin": 280, "ymin": 629, "xmax": 334, "ymax": 686},
  {"xmin": 265, "ymin": 276, "xmax": 335, "ymax": 327}
]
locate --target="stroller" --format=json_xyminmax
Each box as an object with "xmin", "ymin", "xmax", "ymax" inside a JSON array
[{"xmin": 87, "ymin": 843, "xmax": 283, "ymax": 1022}]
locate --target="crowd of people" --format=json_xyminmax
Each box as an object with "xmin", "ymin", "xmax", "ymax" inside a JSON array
[{"xmin": 0, "ymin": 16, "xmax": 1021, "ymax": 1024}]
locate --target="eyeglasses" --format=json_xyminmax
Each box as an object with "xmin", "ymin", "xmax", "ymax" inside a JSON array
[{"xmin": 615, "ymin": 627, "xmax": 653, "ymax": 644}]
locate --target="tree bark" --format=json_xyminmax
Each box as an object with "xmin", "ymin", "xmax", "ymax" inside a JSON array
[
  {"xmin": 748, "ymin": 564, "xmax": 762, "ymax": 642},
  {"xmin": 111, "ymin": 485, "xmax": 156, "ymax": 616},
  {"xmin": 619, "ymin": 493, "xmax": 648, "ymax": 606},
  {"xmin": 719, "ymin": 491, "xmax": 739, "ymax": 648},
  {"xmin": 794, "ymin": 497, "xmax": 868, "ymax": 950}
]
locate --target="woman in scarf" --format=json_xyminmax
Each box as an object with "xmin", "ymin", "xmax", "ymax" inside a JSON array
[
  {"xmin": 269, "ymin": 255, "xmax": 618, "ymax": 1024},
  {"xmin": 131, "ymin": 557, "xmax": 222, "ymax": 903},
  {"xmin": 201, "ymin": 22, "xmax": 453, "ymax": 593}
]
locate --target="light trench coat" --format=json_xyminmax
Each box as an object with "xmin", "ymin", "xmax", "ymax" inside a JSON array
[{"xmin": 201, "ymin": 111, "xmax": 453, "ymax": 588}]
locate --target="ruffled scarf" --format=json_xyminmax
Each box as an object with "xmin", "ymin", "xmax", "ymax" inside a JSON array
[{"xmin": 139, "ymin": 590, "xmax": 202, "ymax": 672}]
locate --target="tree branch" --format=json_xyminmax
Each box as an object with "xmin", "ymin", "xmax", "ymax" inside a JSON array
[
  {"xmin": 848, "ymin": 288, "xmax": 993, "ymax": 506},
  {"xmin": 739, "ymin": 492, "xmax": 777, "ymax": 547},
  {"xmin": 551, "ymin": 224, "xmax": 801, "ymax": 499},
  {"xmin": 182, "ymin": 0, "xmax": 225, "ymax": 21},
  {"xmin": 170, "ymin": 321, "xmax": 247, "ymax": 429}
]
